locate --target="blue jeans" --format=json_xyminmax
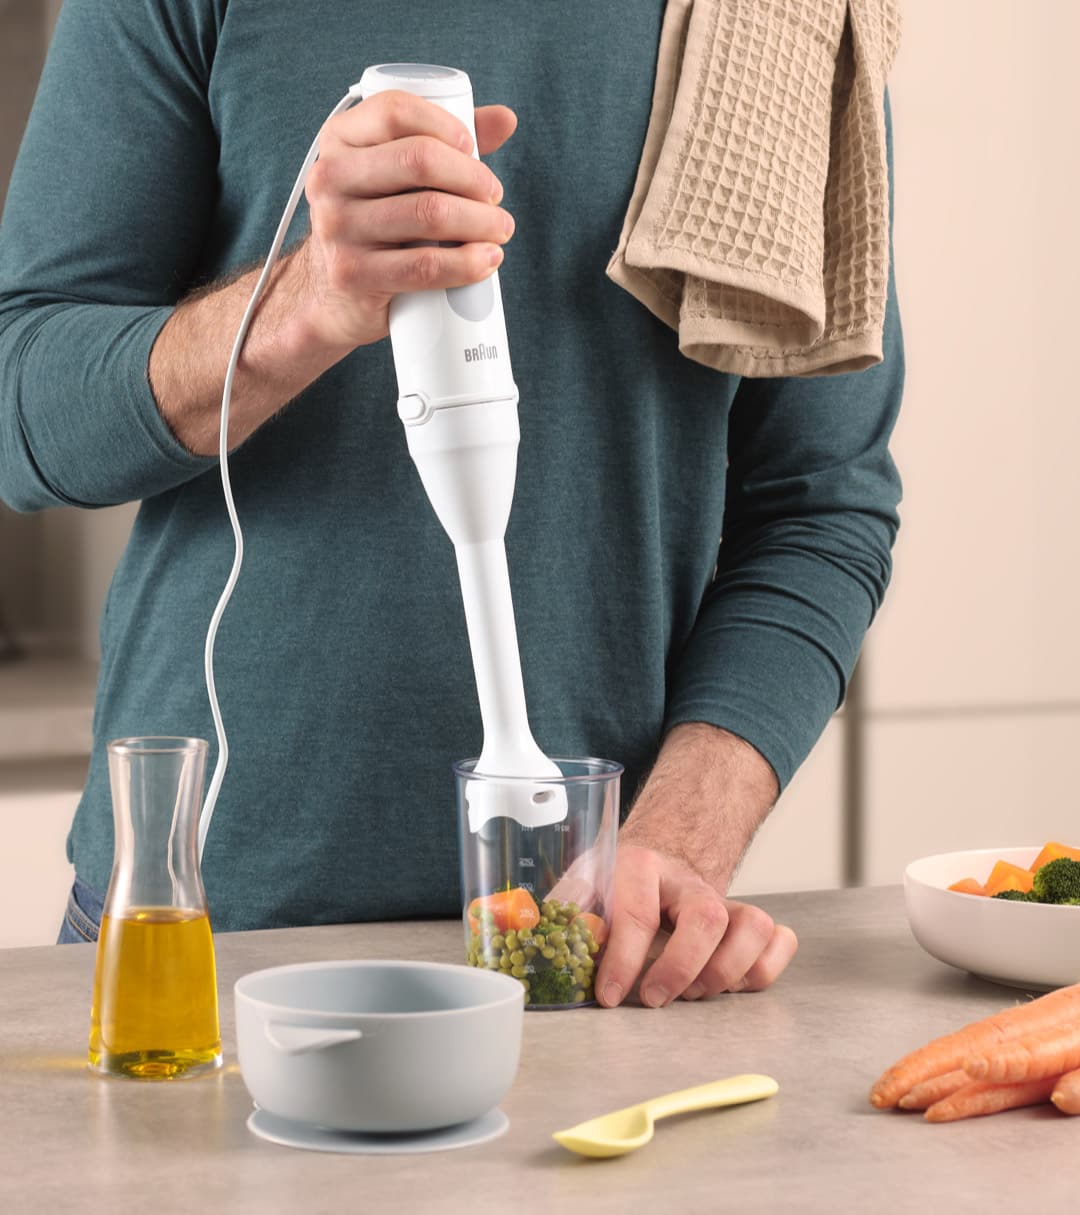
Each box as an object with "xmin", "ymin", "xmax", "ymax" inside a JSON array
[{"xmin": 56, "ymin": 876, "xmax": 105, "ymax": 944}]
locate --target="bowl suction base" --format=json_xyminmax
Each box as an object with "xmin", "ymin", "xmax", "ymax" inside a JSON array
[{"xmin": 246, "ymin": 1106, "xmax": 509, "ymax": 1155}]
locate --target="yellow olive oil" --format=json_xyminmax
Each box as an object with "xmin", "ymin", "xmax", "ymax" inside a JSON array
[{"xmin": 88, "ymin": 907, "xmax": 222, "ymax": 1078}]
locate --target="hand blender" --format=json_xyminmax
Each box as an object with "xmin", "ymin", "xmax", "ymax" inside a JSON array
[{"xmin": 358, "ymin": 65, "xmax": 568, "ymax": 833}]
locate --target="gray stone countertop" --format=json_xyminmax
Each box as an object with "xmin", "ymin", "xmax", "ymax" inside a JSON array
[{"xmin": 1, "ymin": 886, "xmax": 1074, "ymax": 1214}]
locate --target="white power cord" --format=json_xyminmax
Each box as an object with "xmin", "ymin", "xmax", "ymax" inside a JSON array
[{"xmin": 198, "ymin": 87, "xmax": 362, "ymax": 861}]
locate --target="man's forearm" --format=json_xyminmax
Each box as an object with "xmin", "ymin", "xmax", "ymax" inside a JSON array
[
  {"xmin": 619, "ymin": 722, "xmax": 780, "ymax": 891},
  {"xmin": 148, "ymin": 240, "xmax": 352, "ymax": 457}
]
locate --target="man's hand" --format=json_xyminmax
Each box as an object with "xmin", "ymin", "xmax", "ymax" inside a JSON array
[
  {"xmin": 297, "ymin": 92, "xmax": 517, "ymax": 353},
  {"xmin": 595, "ymin": 721, "xmax": 798, "ymax": 1007},
  {"xmin": 596, "ymin": 845, "xmax": 798, "ymax": 1006},
  {"xmin": 150, "ymin": 91, "xmax": 517, "ymax": 455}
]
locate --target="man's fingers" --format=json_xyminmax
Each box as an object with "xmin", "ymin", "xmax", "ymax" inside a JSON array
[
  {"xmin": 636, "ymin": 887, "xmax": 729, "ymax": 1007},
  {"xmin": 681, "ymin": 901, "xmax": 776, "ymax": 998},
  {"xmin": 731, "ymin": 924, "xmax": 798, "ymax": 992},
  {"xmin": 330, "ymin": 90, "xmax": 476, "ymax": 153},
  {"xmin": 313, "ymin": 190, "xmax": 513, "ymax": 248},
  {"xmin": 475, "ymin": 104, "xmax": 517, "ymax": 155},
  {"xmin": 311, "ymin": 135, "xmax": 503, "ymax": 206},
  {"xmin": 595, "ymin": 855, "xmax": 661, "ymax": 1008},
  {"xmin": 341, "ymin": 242, "xmax": 504, "ymax": 296}
]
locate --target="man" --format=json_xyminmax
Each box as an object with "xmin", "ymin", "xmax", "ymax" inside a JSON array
[{"xmin": 0, "ymin": 0, "xmax": 902, "ymax": 1006}]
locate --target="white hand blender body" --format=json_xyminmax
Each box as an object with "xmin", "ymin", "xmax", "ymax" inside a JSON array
[
  {"xmin": 358, "ymin": 65, "xmax": 567, "ymax": 833},
  {"xmin": 197, "ymin": 66, "xmax": 564, "ymax": 861}
]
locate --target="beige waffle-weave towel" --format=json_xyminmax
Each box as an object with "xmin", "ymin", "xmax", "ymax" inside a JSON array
[{"xmin": 607, "ymin": 0, "xmax": 902, "ymax": 378}]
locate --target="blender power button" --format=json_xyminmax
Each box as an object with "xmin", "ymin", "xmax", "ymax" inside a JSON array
[{"xmin": 445, "ymin": 276, "xmax": 495, "ymax": 323}]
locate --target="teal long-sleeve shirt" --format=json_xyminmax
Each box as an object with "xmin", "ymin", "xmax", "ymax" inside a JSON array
[{"xmin": 0, "ymin": 0, "xmax": 903, "ymax": 930}]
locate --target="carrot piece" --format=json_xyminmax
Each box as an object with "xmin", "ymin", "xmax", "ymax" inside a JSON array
[
  {"xmin": 897, "ymin": 1069, "xmax": 969, "ymax": 1111},
  {"xmin": 504, "ymin": 887, "xmax": 540, "ymax": 932},
  {"xmin": 869, "ymin": 982, "xmax": 1080, "ymax": 1108},
  {"xmin": 947, "ymin": 878, "xmax": 987, "ymax": 896},
  {"xmin": 924, "ymin": 1076, "xmax": 1057, "ymax": 1122},
  {"xmin": 572, "ymin": 912, "xmax": 608, "ymax": 946},
  {"xmin": 983, "ymin": 860, "xmax": 1034, "ymax": 897},
  {"xmin": 965, "ymin": 1019, "xmax": 1080, "ymax": 1083},
  {"xmin": 467, "ymin": 887, "xmax": 540, "ymax": 935},
  {"xmin": 1030, "ymin": 841, "xmax": 1080, "ymax": 872},
  {"xmin": 1050, "ymin": 1067, "xmax": 1080, "ymax": 1114}
]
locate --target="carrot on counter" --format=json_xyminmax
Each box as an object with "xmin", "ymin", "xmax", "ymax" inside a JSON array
[
  {"xmin": 1050, "ymin": 1068, "xmax": 1080, "ymax": 1114},
  {"xmin": 869, "ymin": 982, "xmax": 1080, "ymax": 1108},
  {"xmin": 965, "ymin": 1019, "xmax": 1080, "ymax": 1084},
  {"xmin": 982, "ymin": 860, "xmax": 1035, "ymax": 897},
  {"xmin": 1030, "ymin": 841, "xmax": 1080, "ymax": 872},
  {"xmin": 467, "ymin": 887, "xmax": 540, "ymax": 935},
  {"xmin": 924, "ymin": 1076, "xmax": 1057, "ymax": 1123},
  {"xmin": 897, "ymin": 1069, "xmax": 969, "ymax": 1111}
]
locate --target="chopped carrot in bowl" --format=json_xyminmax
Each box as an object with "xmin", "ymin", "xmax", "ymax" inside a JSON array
[{"xmin": 946, "ymin": 842, "xmax": 1080, "ymax": 902}]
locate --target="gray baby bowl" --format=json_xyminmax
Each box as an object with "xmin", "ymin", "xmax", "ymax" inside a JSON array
[{"xmin": 234, "ymin": 959, "xmax": 525, "ymax": 1133}]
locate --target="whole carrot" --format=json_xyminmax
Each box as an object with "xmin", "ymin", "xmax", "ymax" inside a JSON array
[
  {"xmin": 966, "ymin": 1019, "xmax": 1080, "ymax": 1083},
  {"xmin": 1050, "ymin": 1067, "xmax": 1080, "ymax": 1114},
  {"xmin": 869, "ymin": 982, "xmax": 1080, "ymax": 1108},
  {"xmin": 924, "ymin": 1076, "xmax": 1057, "ymax": 1123},
  {"xmin": 897, "ymin": 1069, "xmax": 969, "ymax": 1111}
]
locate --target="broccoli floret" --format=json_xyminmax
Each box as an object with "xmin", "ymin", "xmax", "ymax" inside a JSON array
[
  {"xmin": 1031, "ymin": 858, "xmax": 1080, "ymax": 904},
  {"xmin": 526, "ymin": 967, "xmax": 577, "ymax": 1005},
  {"xmin": 992, "ymin": 889, "xmax": 1034, "ymax": 901}
]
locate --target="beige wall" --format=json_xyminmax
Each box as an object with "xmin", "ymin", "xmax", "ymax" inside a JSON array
[
  {"xmin": 0, "ymin": 1, "xmax": 1077, "ymax": 939},
  {"xmin": 857, "ymin": 0, "xmax": 1080, "ymax": 878}
]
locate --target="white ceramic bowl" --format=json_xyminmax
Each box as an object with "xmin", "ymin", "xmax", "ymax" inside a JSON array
[{"xmin": 904, "ymin": 846, "xmax": 1080, "ymax": 991}]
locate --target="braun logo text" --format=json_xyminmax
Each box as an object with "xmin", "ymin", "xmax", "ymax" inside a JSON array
[{"xmin": 464, "ymin": 343, "xmax": 499, "ymax": 363}]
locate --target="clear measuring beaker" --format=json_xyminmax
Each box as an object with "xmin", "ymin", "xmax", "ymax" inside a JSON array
[
  {"xmin": 88, "ymin": 737, "xmax": 222, "ymax": 1079},
  {"xmin": 455, "ymin": 757, "xmax": 622, "ymax": 1010}
]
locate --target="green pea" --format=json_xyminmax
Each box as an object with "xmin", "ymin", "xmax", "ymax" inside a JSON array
[
  {"xmin": 565, "ymin": 902, "xmax": 581, "ymax": 917},
  {"xmin": 541, "ymin": 947, "xmax": 556, "ymax": 960},
  {"xmin": 572, "ymin": 968, "xmax": 585, "ymax": 986},
  {"xmin": 490, "ymin": 933, "xmax": 505, "ymax": 950},
  {"xmin": 524, "ymin": 945, "xmax": 538, "ymax": 959},
  {"xmin": 510, "ymin": 950, "xmax": 525, "ymax": 966},
  {"xmin": 572, "ymin": 990, "xmax": 586, "ymax": 1003},
  {"xmin": 547, "ymin": 931, "xmax": 565, "ymax": 949},
  {"xmin": 511, "ymin": 964, "xmax": 527, "ymax": 978},
  {"xmin": 505, "ymin": 932, "xmax": 518, "ymax": 951},
  {"xmin": 572, "ymin": 941, "xmax": 589, "ymax": 958}
]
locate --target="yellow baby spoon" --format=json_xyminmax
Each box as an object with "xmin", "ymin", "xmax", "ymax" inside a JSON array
[{"xmin": 552, "ymin": 1074, "xmax": 779, "ymax": 1158}]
